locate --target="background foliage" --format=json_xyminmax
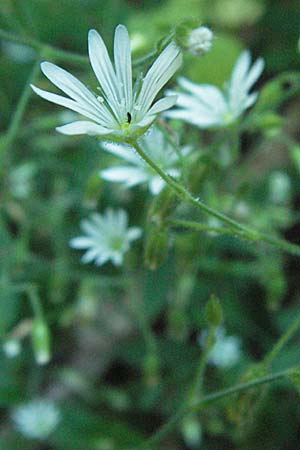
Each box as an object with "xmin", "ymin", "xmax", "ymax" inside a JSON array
[{"xmin": 1, "ymin": 0, "xmax": 300, "ymax": 449}]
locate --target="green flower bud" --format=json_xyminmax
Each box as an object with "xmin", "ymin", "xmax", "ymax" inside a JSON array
[
  {"xmin": 205, "ymin": 295, "xmax": 223, "ymax": 328},
  {"xmin": 144, "ymin": 226, "xmax": 169, "ymax": 270},
  {"xmin": 148, "ymin": 185, "xmax": 177, "ymax": 225},
  {"xmin": 31, "ymin": 318, "xmax": 51, "ymax": 365}
]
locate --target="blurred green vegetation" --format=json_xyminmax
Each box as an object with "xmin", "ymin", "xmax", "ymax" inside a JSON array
[{"xmin": 1, "ymin": 0, "xmax": 300, "ymax": 449}]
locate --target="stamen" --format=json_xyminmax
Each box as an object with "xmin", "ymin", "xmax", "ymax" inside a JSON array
[{"xmin": 127, "ymin": 112, "xmax": 132, "ymax": 124}]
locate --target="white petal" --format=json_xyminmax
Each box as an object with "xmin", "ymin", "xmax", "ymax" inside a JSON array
[
  {"xmin": 165, "ymin": 108, "xmax": 222, "ymax": 127},
  {"xmin": 88, "ymin": 29, "xmax": 122, "ymax": 121},
  {"xmin": 131, "ymin": 114, "xmax": 156, "ymax": 134},
  {"xmin": 148, "ymin": 95, "xmax": 178, "ymax": 115},
  {"xmin": 149, "ymin": 176, "xmax": 165, "ymax": 195},
  {"xmin": 243, "ymin": 92, "xmax": 258, "ymax": 109},
  {"xmin": 100, "ymin": 166, "xmax": 148, "ymax": 187},
  {"xmin": 136, "ymin": 42, "xmax": 182, "ymax": 119},
  {"xmin": 56, "ymin": 121, "xmax": 110, "ymax": 136},
  {"xmin": 178, "ymin": 78, "xmax": 227, "ymax": 113},
  {"xmin": 244, "ymin": 57, "xmax": 264, "ymax": 91},
  {"xmin": 114, "ymin": 25, "xmax": 132, "ymax": 112},
  {"xmin": 111, "ymin": 252, "xmax": 123, "ymax": 266},
  {"xmin": 127, "ymin": 227, "xmax": 142, "ymax": 241},
  {"xmin": 81, "ymin": 248, "xmax": 102, "ymax": 264},
  {"xmin": 69, "ymin": 237, "xmax": 95, "ymax": 248},
  {"xmin": 31, "ymin": 84, "xmax": 106, "ymax": 124},
  {"xmin": 41, "ymin": 62, "xmax": 102, "ymax": 110},
  {"xmin": 230, "ymin": 51, "xmax": 251, "ymax": 87}
]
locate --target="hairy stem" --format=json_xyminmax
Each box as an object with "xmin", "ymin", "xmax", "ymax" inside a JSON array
[{"xmin": 128, "ymin": 139, "xmax": 300, "ymax": 257}]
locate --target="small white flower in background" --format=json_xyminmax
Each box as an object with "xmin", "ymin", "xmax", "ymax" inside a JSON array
[
  {"xmin": 268, "ymin": 171, "xmax": 291, "ymax": 205},
  {"xmin": 12, "ymin": 399, "xmax": 60, "ymax": 440},
  {"xmin": 100, "ymin": 127, "xmax": 190, "ymax": 195},
  {"xmin": 166, "ymin": 50, "xmax": 264, "ymax": 128},
  {"xmin": 187, "ymin": 26, "xmax": 213, "ymax": 55},
  {"xmin": 3, "ymin": 339, "xmax": 21, "ymax": 358},
  {"xmin": 181, "ymin": 415, "xmax": 203, "ymax": 449},
  {"xmin": 209, "ymin": 327, "xmax": 242, "ymax": 368},
  {"xmin": 199, "ymin": 326, "xmax": 241, "ymax": 368},
  {"xmin": 9, "ymin": 163, "xmax": 36, "ymax": 199},
  {"xmin": 70, "ymin": 209, "xmax": 141, "ymax": 266},
  {"xmin": 31, "ymin": 25, "xmax": 182, "ymax": 140}
]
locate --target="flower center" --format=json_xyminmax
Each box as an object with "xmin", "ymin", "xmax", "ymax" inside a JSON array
[{"xmin": 110, "ymin": 235, "xmax": 124, "ymax": 251}]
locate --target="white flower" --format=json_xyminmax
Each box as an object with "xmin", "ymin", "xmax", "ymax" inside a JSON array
[
  {"xmin": 268, "ymin": 171, "xmax": 291, "ymax": 204},
  {"xmin": 12, "ymin": 399, "xmax": 60, "ymax": 440},
  {"xmin": 208, "ymin": 327, "xmax": 242, "ymax": 368},
  {"xmin": 166, "ymin": 50, "xmax": 264, "ymax": 128},
  {"xmin": 187, "ymin": 26, "xmax": 213, "ymax": 55},
  {"xmin": 31, "ymin": 25, "xmax": 182, "ymax": 140},
  {"xmin": 70, "ymin": 208, "xmax": 141, "ymax": 266},
  {"xmin": 99, "ymin": 127, "xmax": 190, "ymax": 194},
  {"xmin": 3, "ymin": 339, "xmax": 21, "ymax": 358}
]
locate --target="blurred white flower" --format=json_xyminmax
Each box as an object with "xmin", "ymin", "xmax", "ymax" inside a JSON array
[
  {"xmin": 9, "ymin": 163, "xmax": 36, "ymax": 199},
  {"xmin": 3, "ymin": 339, "xmax": 21, "ymax": 358},
  {"xmin": 209, "ymin": 327, "xmax": 242, "ymax": 368},
  {"xmin": 187, "ymin": 26, "xmax": 213, "ymax": 55},
  {"xmin": 70, "ymin": 209, "xmax": 141, "ymax": 266},
  {"xmin": 268, "ymin": 171, "xmax": 291, "ymax": 204},
  {"xmin": 31, "ymin": 25, "xmax": 181, "ymax": 140},
  {"xmin": 12, "ymin": 399, "xmax": 60, "ymax": 440},
  {"xmin": 100, "ymin": 127, "xmax": 190, "ymax": 194},
  {"xmin": 181, "ymin": 415, "xmax": 203, "ymax": 449},
  {"xmin": 166, "ymin": 50, "xmax": 264, "ymax": 128}
]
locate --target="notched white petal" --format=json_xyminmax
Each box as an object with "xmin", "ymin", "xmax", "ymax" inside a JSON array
[
  {"xmin": 148, "ymin": 95, "xmax": 178, "ymax": 115},
  {"xmin": 56, "ymin": 121, "xmax": 110, "ymax": 136}
]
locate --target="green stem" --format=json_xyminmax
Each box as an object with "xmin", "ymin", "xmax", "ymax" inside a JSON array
[
  {"xmin": 168, "ymin": 218, "xmax": 238, "ymax": 237},
  {"xmin": 0, "ymin": 58, "xmax": 40, "ymax": 178},
  {"xmin": 128, "ymin": 139, "xmax": 300, "ymax": 257},
  {"xmin": 264, "ymin": 315, "xmax": 300, "ymax": 367},
  {"xmin": 0, "ymin": 27, "xmax": 88, "ymax": 64},
  {"xmin": 26, "ymin": 284, "xmax": 43, "ymax": 318},
  {"xmin": 188, "ymin": 326, "xmax": 215, "ymax": 401},
  {"xmin": 134, "ymin": 368, "xmax": 295, "ymax": 449}
]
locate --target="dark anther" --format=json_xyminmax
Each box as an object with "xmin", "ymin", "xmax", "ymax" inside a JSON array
[{"xmin": 127, "ymin": 112, "xmax": 132, "ymax": 124}]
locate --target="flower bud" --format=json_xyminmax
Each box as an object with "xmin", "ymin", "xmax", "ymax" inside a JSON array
[
  {"xmin": 205, "ymin": 295, "xmax": 223, "ymax": 328},
  {"xmin": 144, "ymin": 226, "xmax": 169, "ymax": 270},
  {"xmin": 148, "ymin": 185, "xmax": 177, "ymax": 225},
  {"xmin": 187, "ymin": 26, "xmax": 214, "ymax": 55},
  {"xmin": 31, "ymin": 318, "xmax": 51, "ymax": 365},
  {"xmin": 175, "ymin": 20, "xmax": 213, "ymax": 56}
]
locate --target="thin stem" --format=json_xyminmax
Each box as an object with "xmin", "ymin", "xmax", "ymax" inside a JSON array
[
  {"xmin": 26, "ymin": 285, "xmax": 43, "ymax": 318},
  {"xmin": 188, "ymin": 326, "xmax": 215, "ymax": 401},
  {"xmin": 128, "ymin": 139, "xmax": 300, "ymax": 257},
  {"xmin": 168, "ymin": 219, "xmax": 237, "ymax": 237},
  {"xmin": 1, "ymin": 58, "xmax": 41, "ymax": 175},
  {"xmin": 134, "ymin": 368, "xmax": 295, "ymax": 449},
  {"xmin": 264, "ymin": 315, "xmax": 300, "ymax": 367},
  {"xmin": 0, "ymin": 27, "xmax": 88, "ymax": 64},
  {"xmin": 133, "ymin": 32, "xmax": 174, "ymax": 68}
]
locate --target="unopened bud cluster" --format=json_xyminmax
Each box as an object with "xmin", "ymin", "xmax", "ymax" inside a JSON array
[{"xmin": 175, "ymin": 20, "xmax": 214, "ymax": 56}]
